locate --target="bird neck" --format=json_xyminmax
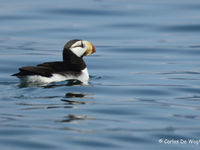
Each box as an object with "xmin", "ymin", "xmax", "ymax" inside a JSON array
[{"xmin": 63, "ymin": 48, "xmax": 86, "ymax": 71}]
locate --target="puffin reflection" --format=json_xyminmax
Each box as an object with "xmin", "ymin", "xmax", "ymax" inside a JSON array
[
  {"xmin": 61, "ymin": 92, "xmax": 92, "ymax": 105},
  {"xmin": 58, "ymin": 114, "xmax": 91, "ymax": 123}
]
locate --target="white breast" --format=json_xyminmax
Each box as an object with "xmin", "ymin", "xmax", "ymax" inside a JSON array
[{"xmin": 20, "ymin": 68, "xmax": 89, "ymax": 85}]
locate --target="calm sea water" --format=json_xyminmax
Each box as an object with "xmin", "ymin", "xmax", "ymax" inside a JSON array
[{"xmin": 1, "ymin": 0, "xmax": 200, "ymax": 149}]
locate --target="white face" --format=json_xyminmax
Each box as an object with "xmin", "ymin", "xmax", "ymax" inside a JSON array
[{"xmin": 69, "ymin": 41, "xmax": 87, "ymax": 57}]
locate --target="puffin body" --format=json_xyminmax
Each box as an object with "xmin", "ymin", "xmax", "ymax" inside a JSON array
[{"xmin": 12, "ymin": 39, "xmax": 96, "ymax": 84}]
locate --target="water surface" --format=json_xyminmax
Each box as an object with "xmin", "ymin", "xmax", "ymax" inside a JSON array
[{"xmin": 1, "ymin": 0, "xmax": 200, "ymax": 149}]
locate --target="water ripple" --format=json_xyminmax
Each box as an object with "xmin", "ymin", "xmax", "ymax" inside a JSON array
[
  {"xmin": 160, "ymin": 24, "xmax": 200, "ymax": 32},
  {"xmin": 43, "ymin": 8, "xmax": 129, "ymax": 16}
]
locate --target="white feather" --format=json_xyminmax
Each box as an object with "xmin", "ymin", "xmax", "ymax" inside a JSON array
[{"xmin": 20, "ymin": 68, "xmax": 89, "ymax": 85}]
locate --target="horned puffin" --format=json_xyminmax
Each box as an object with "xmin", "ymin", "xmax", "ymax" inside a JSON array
[{"xmin": 12, "ymin": 39, "xmax": 96, "ymax": 85}]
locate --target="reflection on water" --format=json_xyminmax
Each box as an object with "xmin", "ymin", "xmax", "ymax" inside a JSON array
[
  {"xmin": 1, "ymin": 0, "xmax": 200, "ymax": 150},
  {"xmin": 65, "ymin": 92, "xmax": 86, "ymax": 98},
  {"xmin": 61, "ymin": 92, "xmax": 92, "ymax": 105},
  {"xmin": 61, "ymin": 99, "xmax": 89, "ymax": 105},
  {"xmin": 57, "ymin": 114, "xmax": 92, "ymax": 123},
  {"xmin": 14, "ymin": 91, "xmax": 91, "ymax": 110}
]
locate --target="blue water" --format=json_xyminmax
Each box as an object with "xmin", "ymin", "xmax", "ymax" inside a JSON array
[{"xmin": 1, "ymin": 0, "xmax": 200, "ymax": 149}]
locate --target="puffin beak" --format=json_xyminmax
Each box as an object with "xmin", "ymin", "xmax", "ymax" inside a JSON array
[{"xmin": 83, "ymin": 41, "xmax": 96, "ymax": 56}]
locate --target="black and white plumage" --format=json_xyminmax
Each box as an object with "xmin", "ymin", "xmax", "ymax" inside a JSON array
[{"xmin": 12, "ymin": 39, "xmax": 96, "ymax": 85}]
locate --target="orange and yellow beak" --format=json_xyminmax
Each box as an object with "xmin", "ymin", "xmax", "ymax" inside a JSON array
[{"xmin": 83, "ymin": 40, "xmax": 96, "ymax": 56}]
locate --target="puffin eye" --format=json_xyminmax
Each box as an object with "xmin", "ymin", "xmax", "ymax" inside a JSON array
[{"xmin": 71, "ymin": 41, "xmax": 85, "ymax": 48}]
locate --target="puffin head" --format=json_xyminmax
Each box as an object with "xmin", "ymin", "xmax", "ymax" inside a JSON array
[{"xmin": 63, "ymin": 39, "xmax": 96, "ymax": 58}]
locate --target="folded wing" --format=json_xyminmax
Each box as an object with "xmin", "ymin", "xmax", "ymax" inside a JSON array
[{"xmin": 12, "ymin": 62, "xmax": 65, "ymax": 77}]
